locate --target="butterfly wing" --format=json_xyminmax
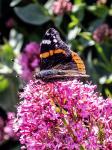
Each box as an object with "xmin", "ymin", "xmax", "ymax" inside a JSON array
[
  {"xmin": 40, "ymin": 28, "xmax": 70, "ymax": 70},
  {"xmin": 38, "ymin": 28, "xmax": 88, "ymax": 80}
]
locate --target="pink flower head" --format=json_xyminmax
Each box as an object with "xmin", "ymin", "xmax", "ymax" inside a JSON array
[
  {"xmin": 19, "ymin": 42, "xmax": 40, "ymax": 81},
  {"xmin": 14, "ymin": 79, "xmax": 112, "ymax": 150},
  {"xmin": 52, "ymin": 0, "xmax": 73, "ymax": 15}
]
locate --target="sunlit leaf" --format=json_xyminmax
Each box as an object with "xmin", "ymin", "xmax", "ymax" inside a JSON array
[
  {"xmin": 0, "ymin": 43, "xmax": 14, "ymax": 67},
  {"xmin": 9, "ymin": 29, "xmax": 23, "ymax": 55},
  {"xmin": 69, "ymin": 15, "xmax": 79, "ymax": 28},
  {"xmin": 10, "ymin": 0, "xmax": 22, "ymax": 7},
  {"xmin": 0, "ymin": 76, "xmax": 9, "ymax": 92},
  {"xmin": 74, "ymin": 0, "xmax": 83, "ymax": 4},
  {"xmin": 68, "ymin": 26, "xmax": 81, "ymax": 40},
  {"xmin": 99, "ymin": 76, "xmax": 107, "ymax": 84},
  {"xmin": 0, "ymin": 64, "xmax": 12, "ymax": 74},
  {"xmin": 105, "ymin": 88, "xmax": 112, "ymax": 98},
  {"xmin": 79, "ymin": 32, "xmax": 92, "ymax": 40},
  {"xmin": 44, "ymin": 0, "xmax": 54, "ymax": 15},
  {"xmin": 72, "ymin": 3, "xmax": 86, "ymax": 21}
]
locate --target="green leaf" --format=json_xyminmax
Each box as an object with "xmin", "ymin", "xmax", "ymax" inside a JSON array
[
  {"xmin": 86, "ymin": 51, "xmax": 99, "ymax": 82},
  {"xmin": 9, "ymin": 29, "xmax": 23, "ymax": 55},
  {"xmin": 95, "ymin": 44, "xmax": 109, "ymax": 64},
  {"xmin": 14, "ymin": 4, "xmax": 51, "ymax": 25},
  {"xmin": 0, "ymin": 43, "xmax": 14, "ymax": 67},
  {"xmin": 0, "ymin": 63, "xmax": 12, "ymax": 75},
  {"xmin": 72, "ymin": 3, "xmax": 86, "ymax": 21},
  {"xmin": 69, "ymin": 15, "xmax": 79, "ymax": 28},
  {"xmin": 74, "ymin": 0, "xmax": 83, "ymax": 4},
  {"xmin": 0, "ymin": 76, "xmax": 9, "ymax": 92},
  {"xmin": 109, "ymin": 8, "xmax": 112, "ymax": 16},
  {"xmin": 54, "ymin": 16, "xmax": 63, "ymax": 27},
  {"xmin": 105, "ymin": 88, "xmax": 112, "ymax": 98},
  {"xmin": 87, "ymin": 5, "xmax": 108, "ymax": 18},
  {"xmin": 0, "ymin": 75, "xmax": 19, "ymax": 111},
  {"xmin": 79, "ymin": 32, "xmax": 92, "ymax": 40}
]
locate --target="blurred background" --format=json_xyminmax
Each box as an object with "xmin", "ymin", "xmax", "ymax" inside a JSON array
[{"xmin": 0, "ymin": 0, "xmax": 112, "ymax": 149}]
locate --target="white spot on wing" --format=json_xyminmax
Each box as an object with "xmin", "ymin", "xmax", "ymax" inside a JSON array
[
  {"xmin": 42, "ymin": 40, "xmax": 51, "ymax": 44},
  {"xmin": 55, "ymin": 44, "xmax": 58, "ymax": 47},
  {"xmin": 53, "ymin": 39, "xmax": 57, "ymax": 43}
]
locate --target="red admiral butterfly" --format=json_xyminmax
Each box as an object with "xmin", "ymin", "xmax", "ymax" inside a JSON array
[{"xmin": 36, "ymin": 28, "xmax": 89, "ymax": 80}]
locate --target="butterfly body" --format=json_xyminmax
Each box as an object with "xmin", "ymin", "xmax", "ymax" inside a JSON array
[{"xmin": 36, "ymin": 28, "xmax": 89, "ymax": 80}]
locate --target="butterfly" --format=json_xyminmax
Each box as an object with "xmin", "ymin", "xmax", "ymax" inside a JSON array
[{"xmin": 36, "ymin": 28, "xmax": 89, "ymax": 81}]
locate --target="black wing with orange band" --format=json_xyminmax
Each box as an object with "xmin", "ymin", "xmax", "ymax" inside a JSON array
[{"xmin": 37, "ymin": 28, "xmax": 88, "ymax": 79}]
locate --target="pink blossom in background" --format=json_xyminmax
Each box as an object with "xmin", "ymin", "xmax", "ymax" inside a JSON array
[
  {"xmin": 14, "ymin": 79, "xmax": 112, "ymax": 150},
  {"xmin": 93, "ymin": 24, "xmax": 112, "ymax": 42},
  {"xmin": 52, "ymin": 0, "xmax": 73, "ymax": 15},
  {"xmin": 0, "ymin": 111, "xmax": 16, "ymax": 143},
  {"xmin": 19, "ymin": 42, "xmax": 40, "ymax": 81},
  {"xmin": 5, "ymin": 18, "xmax": 15, "ymax": 28},
  {"xmin": 4, "ymin": 112, "xmax": 16, "ymax": 139},
  {"xmin": 0, "ymin": 117, "xmax": 5, "ymax": 142}
]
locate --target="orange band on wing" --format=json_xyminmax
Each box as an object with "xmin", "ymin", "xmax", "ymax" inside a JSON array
[
  {"xmin": 40, "ymin": 49, "xmax": 66, "ymax": 58},
  {"xmin": 54, "ymin": 49, "xmax": 66, "ymax": 55},
  {"xmin": 40, "ymin": 52, "xmax": 50, "ymax": 58},
  {"xmin": 72, "ymin": 52, "xmax": 86, "ymax": 73},
  {"xmin": 49, "ymin": 50, "xmax": 54, "ymax": 56}
]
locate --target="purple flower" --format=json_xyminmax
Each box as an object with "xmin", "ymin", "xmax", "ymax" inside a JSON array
[
  {"xmin": 14, "ymin": 79, "xmax": 112, "ymax": 149},
  {"xmin": 19, "ymin": 42, "xmax": 40, "ymax": 81}
]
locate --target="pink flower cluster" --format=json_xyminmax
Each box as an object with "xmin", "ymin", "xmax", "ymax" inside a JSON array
[
  {"xmin": 93, "ymin": 24, "xmax": 112, "ymax": 42},
  {"xmin": 14, "ymin": 79, "xmax": 112, "ymax": 150},
  {"xmin": 19, "ymin": 42, "xmax": 40, "ymax": 81},
  {"xmin": 0, "ymin": 112, "xmax": 16, "ymax": 143},
  {"xmin": 4, "ymin": 112, "xmax": 16, "ymax": 139},
  {"xmin": 52, "ymin": 0, "xmax": 73, "ymax": 15}
]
